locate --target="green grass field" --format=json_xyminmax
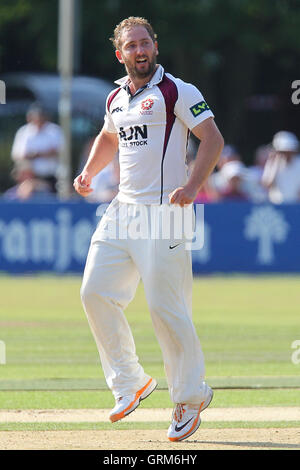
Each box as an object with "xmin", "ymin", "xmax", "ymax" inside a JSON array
[{"xmin": 0, "ymin": 274, "xmax": 299, "ymax": 418}]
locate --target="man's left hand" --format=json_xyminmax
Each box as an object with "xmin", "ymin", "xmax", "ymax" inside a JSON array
[{"xmin": 168, "ymin": 185, "xmax": 198, "ymax": 206}]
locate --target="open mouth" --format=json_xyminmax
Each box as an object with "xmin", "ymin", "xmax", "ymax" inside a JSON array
[{"xmin": 136, "ymin": 58, "xmax": 148, "ymax": 64}]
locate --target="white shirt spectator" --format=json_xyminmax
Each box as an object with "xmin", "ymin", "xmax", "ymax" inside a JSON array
[
  {"xmin": 11, "ymin": 119, "xmax": 64, "ymax": 178},
  {"xmin": 262, "ymin": 131, "xmax": 300, "ymax": 203},
  {"xmin": 267, "ymin": 155, "xmax": 300, "ymax": 203}
]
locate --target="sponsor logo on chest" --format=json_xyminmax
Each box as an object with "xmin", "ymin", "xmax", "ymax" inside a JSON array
[{"xmin": 118, "ymin": 125, "xmax": 148, "ymax": 147}]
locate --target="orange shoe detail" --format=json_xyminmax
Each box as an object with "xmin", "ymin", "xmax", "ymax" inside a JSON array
[{"xmin": 110, "ymin": 378, "xmax": 155, "ymax": 423}]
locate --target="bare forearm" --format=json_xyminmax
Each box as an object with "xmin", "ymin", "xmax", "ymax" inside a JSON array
[
  {"xmin": 83, "ymin": 129, "xmax": 118, "ymax": 178},
  {"xmin": 74, "ymin": 129, "xmax": 119, "ymax": 197},
  {"xmin": 169, "ymin": 119, "xmax": 224, "ymax": 206},
  {"xmin": 187, "ymin": 134, "xmax": 223, "ymax": 193}
]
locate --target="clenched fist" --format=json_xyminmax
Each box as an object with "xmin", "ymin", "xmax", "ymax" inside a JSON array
[
  {"xmin": 73, "ymin": 173, "xmax": 93, "ymax": 197},
  {"xmin": 168, "ymin": 185, "xmax": 198, "ymax": 207}
]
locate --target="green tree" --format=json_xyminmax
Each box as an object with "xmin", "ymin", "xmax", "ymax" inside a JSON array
[{"xmin": 0, "ymin": 0, "xmax": 58, "ymax": 72}]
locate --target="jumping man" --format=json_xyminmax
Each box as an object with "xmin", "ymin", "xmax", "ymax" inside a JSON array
[{"xmin": 74, "ymin": 16, "xmax": 224, "ymax": 442}]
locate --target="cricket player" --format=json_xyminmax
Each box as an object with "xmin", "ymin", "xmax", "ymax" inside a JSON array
[{"xmin": 74, "ymin": 16, "xmax": 224, "ymax": 442}]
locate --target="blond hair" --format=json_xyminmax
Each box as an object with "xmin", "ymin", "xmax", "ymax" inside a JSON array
[{"xmin": 110, "ymin": 16, "xmax": 157, "ymax": 50}]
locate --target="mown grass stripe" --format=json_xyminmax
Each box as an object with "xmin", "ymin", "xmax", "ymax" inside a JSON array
[
  {"xmin": 1, "ymin": 389, "xmax": 299, "ymax": 409},
  {"xmin": 1, "ymin": 376, "xmax": 300, "ymax": 391},
  {"xmin": 0, "ymin": 421, "xmax": 299, "ymax": 431}
]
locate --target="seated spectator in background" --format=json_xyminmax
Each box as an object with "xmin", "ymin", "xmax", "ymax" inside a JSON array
[
  {"xmin": 209, "ymin": 144, "xmax": 243, "ymax": 195},
  {"xmin": 194, "ymin": 181, "xmax": 216, "ymax": 203},
  {"xmin": 262, "ymin": 131, "xmax": 300, "ymax": 203},
  {"xmin": 207, "ymin": 144, "xmax": 248, "ymax": 201},
  {"xmin": 78, "ymin": 136, "xmax": 120, "ymax": 203},
  {"xmin": 11, "ymin": 103, "xmax": 64, "ymax": 193},
  {"xmin": 218, "ymin": 160, "xmax": 249, "ymax": 201},
  {"xmin": 3, "ymin": 160, "xmax": 54, "ymax": 201},
  {"xmin": 216, "ymin": 144, "xmax": 242, "ymax": 170},
  {"xmin": 242, "ymin": 144, "xmax": 270, "ymax": 202}
]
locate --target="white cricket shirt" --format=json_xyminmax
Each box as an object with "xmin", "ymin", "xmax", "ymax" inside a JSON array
[{"xmin": 103, "ymin": 65, "xmax": 214, "ymax": 204}]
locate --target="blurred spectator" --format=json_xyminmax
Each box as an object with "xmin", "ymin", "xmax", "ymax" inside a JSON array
[
  {"xmin": 262, "ymin": 131, "xmax": 300, "ymax": 203},
  {"xmin": 208, "ymin": 144, "xmax": 246, "ymax": 200},
  {"xmin": 242, "ymin": 144, "xmax": 271, "ymax": 202},
  {"xmin": 216, "ymin": 144, "xmax": 241, "ymax": 170},
  {"xmin": 11, "ymin": 103, "xmax": 64, "ymax": 193},
  {"xmin": 78, "ymin": 136, "xmax": 120, "ymax": 203},
  {"xmin": 194, "ymin": 181, "xmax": 216, "ymax": 203},
  {"xmin": 218, "ymin": 160, "xmax": 249, "ymax": 201},
  {"xmin": 3, "ymin": 160, "xmax": 54, "ymax": 201}
]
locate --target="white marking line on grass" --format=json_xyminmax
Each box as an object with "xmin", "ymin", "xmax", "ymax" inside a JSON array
[{"xmin": 0, "ymin": 407, "xmax": 300, "ymax": 423}]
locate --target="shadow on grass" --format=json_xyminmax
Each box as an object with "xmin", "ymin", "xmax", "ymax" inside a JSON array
[{"xmin": 187, "ymin": 439, "xmax": 300, "ymax": 449}]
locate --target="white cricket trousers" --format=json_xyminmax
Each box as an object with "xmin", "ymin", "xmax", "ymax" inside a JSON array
[{"xmin": 80, "ymin": 199, "xmax": 207, "ymax": 404}]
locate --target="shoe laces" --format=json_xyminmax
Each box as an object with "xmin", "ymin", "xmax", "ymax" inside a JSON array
[{"xmin": 172, "ymin": 404, "xmax": 186, "ymax": 423}]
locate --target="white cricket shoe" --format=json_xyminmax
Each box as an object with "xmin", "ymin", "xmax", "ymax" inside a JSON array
[
  {"xmin": 109, "ymin": 377, "xmax": 157, "ymax": 423},
  {"xmin": 167, "ymin": 385, "xmax": 213, "ymax": 441}
]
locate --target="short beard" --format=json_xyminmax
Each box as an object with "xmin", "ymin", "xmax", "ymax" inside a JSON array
[{"xmin": 125, "ymin": 54, "xmax": 157, "ymax": 80}]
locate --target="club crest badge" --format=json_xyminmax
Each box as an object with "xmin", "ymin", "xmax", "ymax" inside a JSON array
[
  {"xmin": 141, "ymin": 98, "xmax": 154, "ymax": 110},
  {"xmin": 140, "ymin": 98, "xmax": 154, "ymax": 115}
]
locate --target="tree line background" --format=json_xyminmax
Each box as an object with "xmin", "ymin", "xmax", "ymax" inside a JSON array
[{"xmin": 0, "ymin": 0, "xmax": 300, "ymax": 168}]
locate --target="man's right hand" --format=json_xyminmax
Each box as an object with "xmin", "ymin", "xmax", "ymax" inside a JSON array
[{"xmin": 73, "ymin": 173, "xmax": 93, "ymax": 197}]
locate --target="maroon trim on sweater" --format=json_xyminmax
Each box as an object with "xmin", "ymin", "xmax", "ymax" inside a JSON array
[
  {"xmin": 157, "ymin": 75, "xmax": 178, "ymax": 204},
  {"xmin": 107, "ymin": 87, "xmax": 121, "ymax": 112}
]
